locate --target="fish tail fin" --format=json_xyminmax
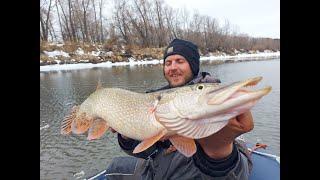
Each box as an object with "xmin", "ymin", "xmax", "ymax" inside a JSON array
[
  {"xmin": 169, "ymin": 135, "xmax": 196, "ymax": 157},
  {"xmin": 87, "ymin": 118, "xmax": 109, "ymax": 140},
  {"xmin": 61, "ymin": 106, "xmax": 79, "ymax": 135}
]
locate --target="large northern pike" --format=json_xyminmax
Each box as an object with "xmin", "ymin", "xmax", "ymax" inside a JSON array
[{"xmin": 61, "ymin": 77, "xmax": 271, "ymax": 157}]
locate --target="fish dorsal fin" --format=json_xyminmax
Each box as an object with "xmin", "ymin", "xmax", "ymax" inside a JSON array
[
  {"xmin": 87, "ymin": 118, "xmax": 109, "ymax": 140},
  {"xmin": 133, "ymin": 129, "xmax": 167, "ymax": 154},
  {"xmin": 169, "ymin": 135, "xmax": 196, "ymax": 157},
  {"xmin": 96, "ymin": 80, "xmax": 103, "ymax": 90}
]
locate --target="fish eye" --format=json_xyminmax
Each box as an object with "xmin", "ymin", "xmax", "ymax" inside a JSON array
[{"xmin": 197, "ymin": 85, "xmax": 204, "ymax": 90}]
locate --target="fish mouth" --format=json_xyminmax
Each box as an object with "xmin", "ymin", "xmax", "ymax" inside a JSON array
[{"xmin": 207, "ymin": 76, "xmax": 272, "ymax": 105}]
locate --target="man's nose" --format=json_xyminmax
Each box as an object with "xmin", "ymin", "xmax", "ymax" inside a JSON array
[{"xmin": 169, "ymin": 61, "xmax": 178, "ymax": 69}]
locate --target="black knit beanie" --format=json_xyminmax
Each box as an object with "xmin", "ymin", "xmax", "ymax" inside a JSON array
[{"xmin": 163, "ymin": 38, "xmax": 200, "ymax": 77}]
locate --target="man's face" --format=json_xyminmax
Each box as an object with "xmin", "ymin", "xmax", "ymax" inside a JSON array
[{"xmin": 164, "ymin": 54, "xmax": 193, "ymax": 87}]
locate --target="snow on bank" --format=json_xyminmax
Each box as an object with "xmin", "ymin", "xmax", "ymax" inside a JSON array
[
  {"xmin": 40, "ymin": 58, "xmax": 163, "ymax": 72},
  {"xmin": 43, "ymin": 50, "xmax": 70, "ymax": 57},
  {"xmin": 40, "ymin": 52, "xmax": 279, "ymax": 72},
  {"xmin": 200, "ymin": 51, "xmax": 280, "ymax": 61}
]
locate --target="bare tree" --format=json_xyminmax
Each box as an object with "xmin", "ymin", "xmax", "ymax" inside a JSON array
[
  {"xmin": 113, "ymin": 0, "xmax": 132, "ymax": 44},
  {"xmin": 42, "ymin": 0, "xmax": 280, "ymax": 52},
  {"xmin": 91, "ymin": 0, "xmax": 99, "ymax": 42},
  {"xmin": 163, "ymin": 6, "xmax": 177, "ymax": 40},
  {"xmin": 153, "ymin": 0, "xmax": 167, "ymax": 47},
  {"xmin": 80, "ymin": 0, "xmax": 91, "ymax": 42},
  {"xmin": 188, "ymin": 11, "xmax": 204, "ymax": 49},
  {"xmin": 131, "ymin": 0, "xmax": 152, "ymax": 47},
  {"xmin": 180, "ymin": 7, "xmax": 190, "ymax": 38},
  {"xmin": 56, "ymin": 0, "xmax": 72, "ymax": 41},
  {"xmin": 48, "ymin": 17, "xmax": 58, "ymax": 41},
  {"xmin": 55, "ymin": 0, "xmax": 66, "ymax": 41},
  {"xmin": 40, "ymin": 0, "xmax": 53, "ymax": 41},
  {"xmin": 68, "ymin": 0, "xmax": 77, "ymax": 42},
  {"xmin": 99, "ymin": 0, "xmax": 104, "ymax": 42}
]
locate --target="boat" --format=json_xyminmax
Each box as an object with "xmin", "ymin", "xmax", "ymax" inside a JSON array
[
  {"xmin": 86, "ymin": 142, "xmax": 280, "ymax": 180},
  {"xmin": 247, "ymin": 143, "xmax": 280, "ymax": 180}
]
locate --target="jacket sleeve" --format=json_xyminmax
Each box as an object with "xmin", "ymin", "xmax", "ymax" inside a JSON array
[
  {"xmin": 193, "ymin": 141, "xmax": 251, "ymax": 179},
  {"xmin": 117, "ymin": 133, "xmax": 158, "ymax": 159}
]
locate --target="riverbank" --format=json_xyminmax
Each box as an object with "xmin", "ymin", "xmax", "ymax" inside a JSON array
[
  {"xmin": 40, "ymin": 42, "xmax": 279, "ymax": 72},
  {"xmin": 40, "ymin": 51, "xmax": 279, "ymax": 72}
]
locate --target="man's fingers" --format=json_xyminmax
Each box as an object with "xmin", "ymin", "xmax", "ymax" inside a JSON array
[
  {"xmin": 227, "ymin": 111, "xmax": 254, "ymax": 133},
  {"xmin": 235, "ymin": 111, "xmax": 254, "ymax": 132},
  {"xmin": 236, "ymin": 111, "xmax": 253, "ymax": 123}
]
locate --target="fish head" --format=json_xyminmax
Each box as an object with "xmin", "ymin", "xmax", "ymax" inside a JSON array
[{"xmin": 154, "ymin": 77, "xmax": 272, "ymax": 138}]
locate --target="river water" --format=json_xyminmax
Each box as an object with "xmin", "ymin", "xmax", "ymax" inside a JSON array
[{"xmin": 40, "ymin": 59, "xmax": 280, "ymax": 179}]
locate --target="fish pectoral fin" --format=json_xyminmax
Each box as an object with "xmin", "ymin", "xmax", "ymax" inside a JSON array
[
  {"xmin": 87, "ymin": 118, "xmax": 109, "ymax": 140},
  {"xmin": 71, "ymin": 112, "xmax": 94, "ymax": 134},
  {"xmin": 169, "ymin": 135, "xmax": 196, "ymax": 157},
  {"xmin": 148, "ymin": 106, "xmax": 157, "ymax": 114},
  {"xmin": 133, "ymin": 129, "xmax": 167, "ymax": 154},
  {"xmin": 61, "ymin": 106, "xmax": 79, "ymax": 135},
  {"xmin": 148, "ymin": 95, "xmax": 162, "ymax": 114}
]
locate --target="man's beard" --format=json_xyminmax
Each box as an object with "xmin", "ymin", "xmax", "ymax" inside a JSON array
[{"xmin": 164, "ymin": 71, "xmax": 193, "ymax": 88}]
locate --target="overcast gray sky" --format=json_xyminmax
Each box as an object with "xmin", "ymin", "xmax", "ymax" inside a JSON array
[{"xmin": 164, "ymin": 0, "xmax": 280, "ymax": 39}]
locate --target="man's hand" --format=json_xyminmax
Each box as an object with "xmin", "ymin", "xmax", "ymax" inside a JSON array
[
  {"xmin": 197, "ymin": 111, "xmax": 254, "ymax": 159},
  {"xmin": 227, "ymin": 111, "xmax": 254, "ymax": 135}
]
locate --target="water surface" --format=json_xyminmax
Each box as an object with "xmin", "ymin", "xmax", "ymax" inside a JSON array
[{"xmin": 40, "ymin": 59, "xmax": 280, "ymax": 179}]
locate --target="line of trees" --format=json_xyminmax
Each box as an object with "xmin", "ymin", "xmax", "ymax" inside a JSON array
[{"xmin": 40, "ymin": 0, "xmax": 280, "ymax": 52}]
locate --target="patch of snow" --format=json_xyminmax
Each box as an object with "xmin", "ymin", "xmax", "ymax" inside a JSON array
[
  {"xmin": 79, "ymin": 59, "xmax": 89, "ymax": 63},
  {"xmin": 91, "ymin": 51, "xmax": 100, "ymax": 56},
  {"xmin": 106, "ymin": 51, "xmax": 113, "ymax": 57},
  {"xmin": 44, "ymin": 50, "xmax": 70, "ymax": 57},
  {"xmin": 76, "ymin": 48, "xmax": 85, "ymax": 55}
]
